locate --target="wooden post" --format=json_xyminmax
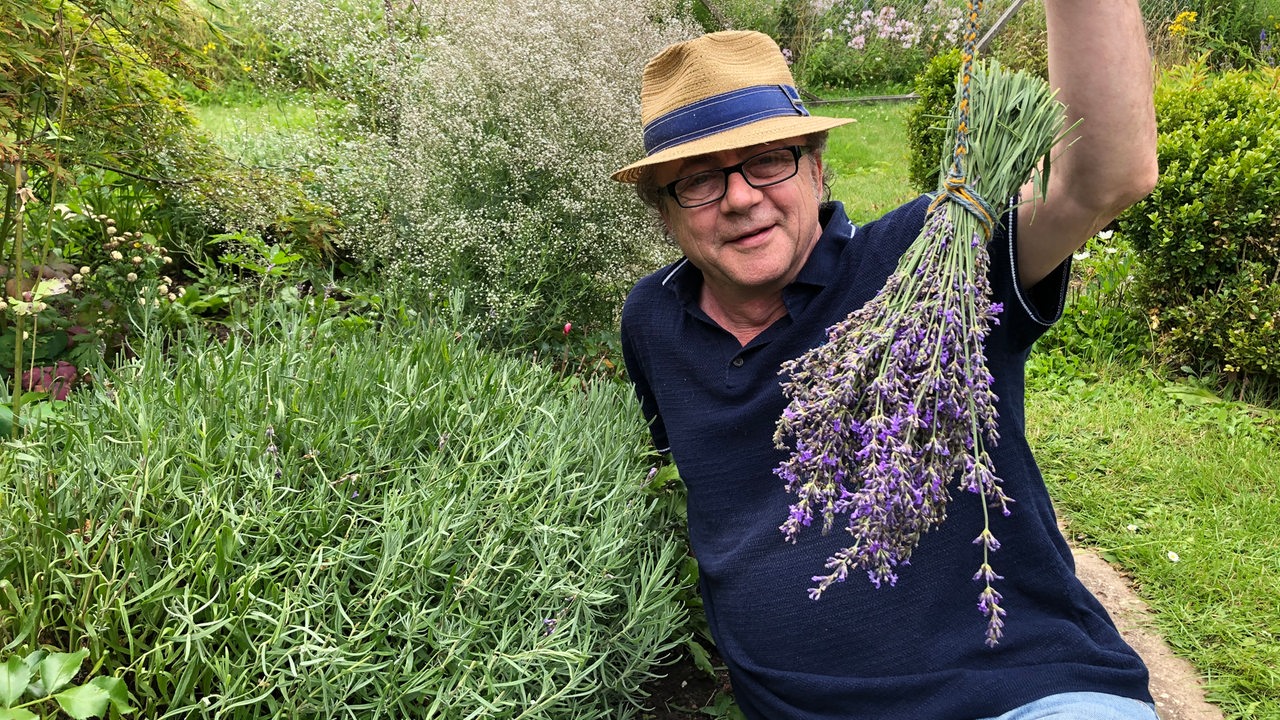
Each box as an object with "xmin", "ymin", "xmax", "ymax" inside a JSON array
[{"xmin": 977, "ymin": 0, "xmax": 1033, "ymax": 54}]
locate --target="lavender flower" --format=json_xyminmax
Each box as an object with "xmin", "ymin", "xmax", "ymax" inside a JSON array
[{"xmin": 774, "ymin": 58, "xmax": 1071, "ymax": 647}]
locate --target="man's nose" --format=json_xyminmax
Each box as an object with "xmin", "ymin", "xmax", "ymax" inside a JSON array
[{"xmin": 720, "ymin": 168, "xmax": 761, "ymax": 209}]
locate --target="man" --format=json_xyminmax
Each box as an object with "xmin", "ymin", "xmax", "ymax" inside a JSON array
[{"xmin": 613, "ymin": 2, "xmax": 1159, "ymax": 719}]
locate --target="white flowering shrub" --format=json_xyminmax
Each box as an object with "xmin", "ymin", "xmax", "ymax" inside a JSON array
[
  {"xmin": 215, "ymin": 0, "xmax": 391, "ymax": 105},
  {"xmin": 376, "ymin": 0, "xmax": 695, "ymax": 344},
  {"xmin": 217, "ymin": 0, "xmax": 694, "ymax": 344}
]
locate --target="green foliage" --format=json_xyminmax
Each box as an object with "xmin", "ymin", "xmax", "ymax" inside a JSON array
[
  {"xmin": 1118, "ymin": 63, "xmax": 1280, "ymax": 389},
  {"xmin": 792, "ymin": 2, "xmax": 965, "ymax": 92},
  {"xmin": 905, "ymin": 50, "xmax": 961, "ymax": 193},
  {"xmin": 0, "ymin": 306, "xmax": 688, "ymax": 718},
  {"xmin": 0, "ymin": 0, "xmax": 340, "ymax": 260},
  {"xmin": 0, "ymin": 649, "xmax": 132, "ymax": 720},
  {"xmin": 1033, "ymin": 232, "xmax": 1151, "ymax": 372},
  {"xmin": 1151, "ymin": 1, "xmax": 1280, "ymax": 69}
]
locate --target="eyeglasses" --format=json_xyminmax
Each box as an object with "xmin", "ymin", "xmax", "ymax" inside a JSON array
[{"xmin": 662, "ymin": 146, "xmax": 807, "ymax": 209}]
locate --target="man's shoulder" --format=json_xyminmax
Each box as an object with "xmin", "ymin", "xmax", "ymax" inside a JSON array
[
  {"xmin": 622, "ymin": 258, "xmax": 690, "ymax": 323},
  {"xmin": 858, "ymin": 194, "xmax": 932, "ymax": 238}
]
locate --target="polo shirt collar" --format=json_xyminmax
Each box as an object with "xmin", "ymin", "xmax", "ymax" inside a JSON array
[{"xmin": 791, "ymin": 201, "xmax": 854, "ymax": 290}]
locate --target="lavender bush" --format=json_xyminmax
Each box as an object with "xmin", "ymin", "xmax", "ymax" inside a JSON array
[{"xmin": 774, "ymin": 59, "xmax": 1072, "ymax": 646}]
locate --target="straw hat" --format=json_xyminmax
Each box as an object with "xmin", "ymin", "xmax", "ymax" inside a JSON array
[{"xmin": 611, "ymin": 30, "xmax": 854, "ymax": 184}]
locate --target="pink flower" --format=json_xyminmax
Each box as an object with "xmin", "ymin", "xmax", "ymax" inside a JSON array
[{"xmin": 563, "ymin": 323, "xmax": 572, "ymax": 336}]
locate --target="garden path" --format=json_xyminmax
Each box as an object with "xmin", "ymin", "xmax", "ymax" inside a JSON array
[{"xmin": 1071, "ymin": 544, "xmax": 1224, "ymax": 720}]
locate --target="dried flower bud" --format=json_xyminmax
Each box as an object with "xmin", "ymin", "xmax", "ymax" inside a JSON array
[
  {"xmin": 157, "ymin": 284, "xmax": 169, "ymax": 295},
  {"xmin": 110, "ymin": 251, "xmax": 123, "ymax": 261},
  {"xmin": 106, "ymin": 226, "xmax": 118, "ymax": 236},
  {"xmin": 131, "ymin": 256, "xmax": 142, "ymax": 265},
  {"xmin": 80, "ymin": 266, "xmax": 91, "ymax": 275},
  {"xmin": 126, "ymin": 272, "xmax": 138, "ymax": 282},
  {"xmin": 72, "ymin": 273, "xmax": 83, "ymax": 283},
  {"xmin": 163, "ymin": 256, "xmax": 173, "ymax": 264}
]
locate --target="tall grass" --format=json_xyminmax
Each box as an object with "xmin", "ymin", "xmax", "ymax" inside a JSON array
[{"xmin": 0, "ymin": 307, "xmax": 686, "ymax": 718}]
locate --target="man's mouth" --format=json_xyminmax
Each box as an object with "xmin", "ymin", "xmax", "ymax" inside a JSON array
[{"xmin": 728, "ymin": 225, "xmax": 773, "ymax": 246}]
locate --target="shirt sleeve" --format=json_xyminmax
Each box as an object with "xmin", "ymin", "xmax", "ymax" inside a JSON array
[
  {"xmin": 620, "ymin": 317, "xmax": 671, "ymax": 454},
  {"xmin": 990, "ymin": 202, "xmax": 1071, "ymax": 352}
]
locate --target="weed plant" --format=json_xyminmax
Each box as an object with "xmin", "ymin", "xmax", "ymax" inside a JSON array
[{"xmin": 0, "ymin": 306, "xmax": 687, "ymax": 718}]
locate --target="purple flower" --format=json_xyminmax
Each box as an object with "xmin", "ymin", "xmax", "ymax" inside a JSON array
[{"xmin": 774, "ymin": 202, "xmax": 1011, "ymax": 644}]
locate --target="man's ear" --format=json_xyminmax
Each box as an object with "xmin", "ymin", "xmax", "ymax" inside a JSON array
[{"xmin": 809, "ymin": 154, "xmax": 825, "ymax": 200}]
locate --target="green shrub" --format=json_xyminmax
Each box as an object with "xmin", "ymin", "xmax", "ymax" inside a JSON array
[
  {"xmin": 1033, "ymin": 231, "xmax": 1151, "ymax": 370},
  {"xmin": 0, "ymin": 307, "xmax": 687, "ymax": 718},
  {"xmin": 793, "ymin": 2, "xmax": 964, "ymax": 92},
  {"xmin": 1118, "ymin": 63, "xmax": 1280, "ymax": 387},
  {"xmin": 905, "ymin": 50, "xmax": 961, "ymax": 193},
  {"xmin": 366, "ymin": 0, "xmax": 695, "ymax": 347}
]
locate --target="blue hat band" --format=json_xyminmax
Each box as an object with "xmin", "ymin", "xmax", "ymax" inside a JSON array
[{"xmin": 642, "ymin": 84, "xmax": 810, "ymax": 156}]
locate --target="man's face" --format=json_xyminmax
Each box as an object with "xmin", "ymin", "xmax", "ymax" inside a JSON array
[{"xmin": 655, "ymin": 136, "xmax": 825, "ymax": 303}]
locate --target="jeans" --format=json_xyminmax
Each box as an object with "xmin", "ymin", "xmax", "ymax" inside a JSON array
[{"xmin": 979, "ymin": 692, "xmax": 1161, "ymax": 720}]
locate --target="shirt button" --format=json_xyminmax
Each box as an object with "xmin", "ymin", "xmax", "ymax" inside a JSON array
[{"xmin": 731, "ymin": 357, "xmax": 744, "ymax": 367}]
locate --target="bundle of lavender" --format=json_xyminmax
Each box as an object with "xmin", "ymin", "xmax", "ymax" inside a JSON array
[{"xmin": 772, "ymin": 59, "xmax": 1073, "ymax": 646}]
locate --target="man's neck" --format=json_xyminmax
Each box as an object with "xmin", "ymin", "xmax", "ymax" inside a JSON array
[{"xmin": 700, "ymin": 283, "xmax": 787, "ymax": 346}]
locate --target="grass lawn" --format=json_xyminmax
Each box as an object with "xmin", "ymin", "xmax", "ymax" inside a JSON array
[
  {"xmin": 190, "ymin": 89, "xmax": 352, "ymax": 166},
  {"xmin": 814, "ymin": 100, "xmax": 920, "ymax": 224},
  {"xmin": 1026, "ymin": 366, "xmax": 1280, "ymax": 719}
]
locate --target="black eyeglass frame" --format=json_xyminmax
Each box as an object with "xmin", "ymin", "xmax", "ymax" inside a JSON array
[{"xmin": 661, "ymin": 145, "xmax": 808, "ymax": 209}]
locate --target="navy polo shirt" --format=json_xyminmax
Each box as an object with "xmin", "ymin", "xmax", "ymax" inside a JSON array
[{"xmin": 620, "ymin": 198, "xmax": 1152, "ymax": 720}]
